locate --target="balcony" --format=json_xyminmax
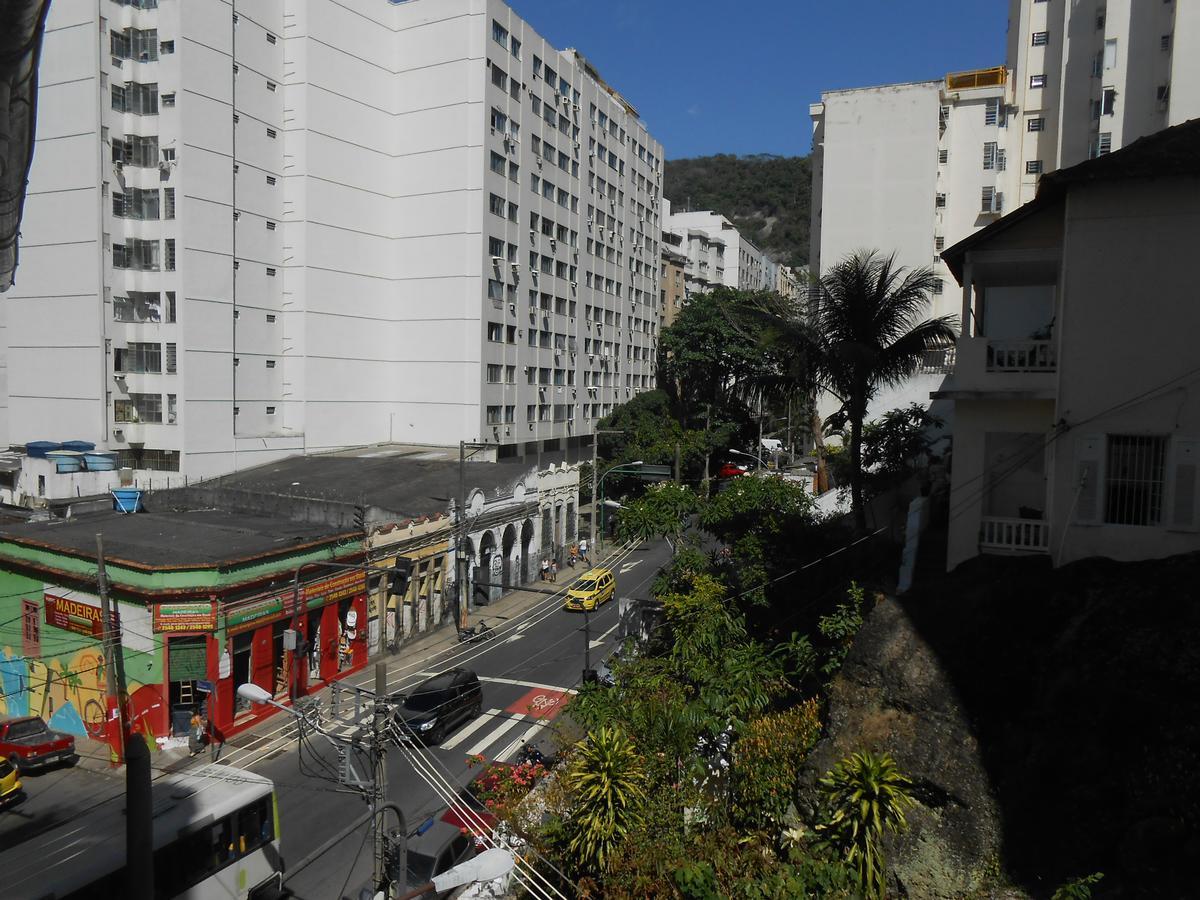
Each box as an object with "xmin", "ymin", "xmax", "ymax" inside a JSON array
[
  {"xmin": 946, "ymin": 66, "xmax": 1007, "ymax": 91},
  {"xmin": 979, "ymin": 516, "xmax": 1049, "ymax": 554},
  {"xmin": 986, "ymin": 339, "xmax": 1056, "ymax": 372}
]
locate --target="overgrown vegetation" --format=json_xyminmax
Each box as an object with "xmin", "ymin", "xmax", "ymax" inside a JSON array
[{"xmin": 664, "ymin": 154, "xmax": 812, "ymax": 267}]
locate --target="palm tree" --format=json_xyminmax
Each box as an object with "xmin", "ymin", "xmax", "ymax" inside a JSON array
[
  {"xmin": 565, "ymin": 724, "xmax": 648, "ymax": 873},
  {"xmin": 749, "ymin": 251, "xmax": 957, "ymax": 532},
  {"xmin": 817, "ymin": 750, "xmax": 917, "ymax": 898}
]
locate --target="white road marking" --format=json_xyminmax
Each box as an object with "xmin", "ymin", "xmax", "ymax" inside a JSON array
[
  {"xmin": 497, "ymin": 718, "xmax": 550, "ymax": 762},
  {"xmin": 465, "ymin": 714, "xmax": 527, "ymax": 757},
  {"xmin": 441, "ymin": 709, "xmax": 504, "ymax": 750},
  {"xmin": 478, "ymin": 675, "xmax": 578, "ymax": 694},
  {"xmin": 618, "ymin": 560, "xmax": 643, "ymax": 574},
  {"xmin": 504, "ymin": 633, "xmax": 525, "ymax": 643},
  {"xmin": 589, "ymin": 621, "xmax": 622, "ymax": 648}
]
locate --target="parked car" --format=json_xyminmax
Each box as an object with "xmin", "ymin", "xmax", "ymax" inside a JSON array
[
  {"xmin": 716, "ymin": 462, "xmax": 749, "ymax": 479},
  {"xmin": 564, "ymin": 568, "xmax": 616, "ymax": 612},
  {"xmin": 0, "ymin": 757, "xmax": 24, "ymax": 809},
  {"xmin": 0, "ymin": 716, "xmax": 76, "ymax": 771},
  {"xmin": 401, "ymin": 819, "xmax": 476, "ymax": 898},
  {"xmin": 391, "ymin": 668, "xmax": 482, "ymax": 744}
]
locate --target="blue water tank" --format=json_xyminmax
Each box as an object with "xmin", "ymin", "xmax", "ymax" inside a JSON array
[
  {"xmin": 112, "ymin": 489, "xmax": 143, "ymax": 513},
  {"xmin": 61, "ymin": 440, "xmax": 96, "ymax": 453},
  {"xmin": 25, "ymin": 441, "xmax": 61, "ymax": 458}
]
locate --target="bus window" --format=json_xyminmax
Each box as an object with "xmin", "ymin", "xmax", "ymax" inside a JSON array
[{"xmin": 238, "ymin": 796, "xmax": 274, "ymax": 856}]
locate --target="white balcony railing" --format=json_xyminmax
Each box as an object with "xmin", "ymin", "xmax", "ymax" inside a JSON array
[
  {"xmin": 986, "ymin": 340, "xmax": 1056, "ymax": 372},
  {"xmin": 979, "ymin": 516, "xmax": 1050, "ymax": 553}
]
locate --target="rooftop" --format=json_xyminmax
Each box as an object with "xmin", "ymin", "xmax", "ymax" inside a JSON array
[
  {"xmin": 174, "ymin": 445, "xmax": 576, "ymax": 521},
  {"xmin": 0, "ymin": 507, "xmax": 356, "ymax": 569}
]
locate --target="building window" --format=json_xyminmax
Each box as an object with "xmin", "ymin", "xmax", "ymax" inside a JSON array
[
  {"xmin": 266, "ymin": 313, "xmax": 276, "ymax": 323},
  {"xmin": 491, "ymin": 65, "xmax": 507, "ymax": 92},
  {"xmin": 1032, "ymin": 31, "xmax": 1049, "ymax": 46},
  {"xmin": 266, "ymin": 220, "xmax": 276, "ymax": 230},
  {"xmin": 935, "ymin": 193, "xmax": 946, "ymax": 209},
  {"xmin": 1030, "ymin": 74, "xmax": 1046, "ymax": 88},
  {"xmin": 487, "ymin": 322, "xmax": 504, "ymax": 342},
  {"xmin": 160, "ymin": 39, "xmax": 174, "ymax": 54},
  {"xmin": 492, "ymin": 20, "xmax": 508, "ymax": 47},
  {"xmin": 266, "ymin": 359, "xmax": 276, "ymax": 368},
  {"xmin": 165, "ymin": 342, "xmax": 177, "ymax": 373},
  {"xmin": 486, "ymin": 364, "xmax": 503, "ymax": 383},
  {"xmin": 934, "ymin": 236, "xmax": 945, "ymax": 251},
  {"xmin": 487, "ymin": 279, "xmax": 504, "ymax": 301},
  {"xmin": 984, "ymin": 97, "xmax": 1001, "ymax": 125},
  {"xmin": 115, "ymin": 392, "xmax": 163, "ymax": 423},
  {"xmin": 486, "ymin": 405, "xmax": 503, "ymax": 425},
  {"xmin": 1028, "ymin": 116, "xmax": 1045, "ymax": 132},
  {"xmin": 1026, "ymin": 160, "xmax": 1044, "ymax": 175},
  {"xmin": 267, "ymin": 81, "xmax": 277, "ymax": 92},
  {"xmin": 266, "ymin": 127, "xmax": 277, "ymax": 139},
  {"xmin": 931, "ymin": 280, "xmax": 944, "ymax": 295},
  {"xmin": 1157, "ymin": 84, "xmax": 1171, "ymax": 103},
  {"xmin": 115, "ymin": 342, "xmax": 162, "ymax": 373},
  {"xmin": 980, "ymin": 186, "xmax": 1001, "ymax": 214},
  {"xmin": 21, "ymin": 600, "xmax": 40, "ymax": 656},
  {"xmin": 162, "ymin": 92, "xmax": 175, "ymax": 107},
  {"xmin": 489, "ymin": 193, "xmax": 505, "ymax": 217},
  {"xmin": 1104, "ymin": 436, "xmax": 1166, "ymax": 526},
  {"xmin": 982, "ymin": 141, "xmax": 998, "ymax": 170},
  {"xmin": 164, "ymin": 187, "xmax": 175, "ymax": 219},
  {"xmin": 490, "ymin": 151, "xmax": 506, "ymax": 175},
  {"xmin": 937, "ymin": 149, "xmax": 948, "ymax": 164},
  {"xmin": 266, "ymin": 406, "xmax": 276, "ymax": 415},
  {"xmin": 1093, "ymin": 132, "xmax": 1113, "ymax": 157},
  {"xmin": 266, "ymin": 33, "xmax": 277, "ymax": 44},
  {"xmin": 266, "ymin": 175, "xmax": 277, "ymax": 185},
  {"xmin": 1161, "ymin": 34, "xmax": 1172, "ymax": 51},
  {"xmin": 1102, "ymin": 86, "xmax": 1117, "ymax": 116},
  {"xmin": 266, "ymin": 267, "xmax": 276, "ymax": 277},
  {"xmin": 1104, "ymin": 38, "xmax": 1118, "ymax": 69}
]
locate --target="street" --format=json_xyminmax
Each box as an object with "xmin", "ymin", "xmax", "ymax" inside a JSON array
[{"xmin": 247, "ymin": 538, "xmax": 672, "ymax": 899}]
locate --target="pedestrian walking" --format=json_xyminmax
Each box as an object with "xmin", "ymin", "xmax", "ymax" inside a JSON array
[
  {"xmin": 568, "ymin": 543, "xmax": 578, "ymax": 567},
  {"xmin": 540, "ymin": 558, "xmax": 550, "ymax": 581},
  {"xmin": 550, "ymin": 559, "xmax": 558, "ymax": 582},
  {"xmin": 579, "ymin": 537, "xmax": 590, "ymax": 565},
  {"xmin": 188, "ymin": 708, "xmax": 205, "ymax": 757}
]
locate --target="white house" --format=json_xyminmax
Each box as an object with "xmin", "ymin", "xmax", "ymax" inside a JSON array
[{"xmin": 938, "ymin": 118, "xmax": 1200, "ymax": 571}]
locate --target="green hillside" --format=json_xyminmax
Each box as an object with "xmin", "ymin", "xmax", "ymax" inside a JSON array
[{"xmin": 663, "ymin": 153, "xmax": 812, "ymax": 267}]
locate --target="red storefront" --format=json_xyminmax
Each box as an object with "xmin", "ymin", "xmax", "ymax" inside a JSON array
[{"xmin": 209, "ymin": 570, "xmax": 369, "ymax": 736}]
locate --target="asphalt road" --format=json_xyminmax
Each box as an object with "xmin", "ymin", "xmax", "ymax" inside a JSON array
[{"xmin": 265, "ymin": 537, "xmax": 673, "ymax": 900}]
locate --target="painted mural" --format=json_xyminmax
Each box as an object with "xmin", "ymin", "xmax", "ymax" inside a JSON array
[{"xmin": 0, "ymin": 587, "xmax": 166, "ymax": 757}]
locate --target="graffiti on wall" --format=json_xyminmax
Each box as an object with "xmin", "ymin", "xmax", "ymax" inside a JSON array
[{"xmin": 0, "ymin": 644, "xmax": 164, "ymax": 749}]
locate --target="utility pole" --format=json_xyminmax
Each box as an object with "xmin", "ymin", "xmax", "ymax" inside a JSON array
[
  {"xmin": 582, "ymin": 606, "xmax": 592, "ymax": 681},
  {"xmin": 591, "ymin": 429, "xmax": 623, "ymax": 558},
  {"xmin": 674, "ymin": 441, "xmax": 681, "ymax": 483},
  {"xmin": 372, "ymin": 661, "xmax": 389, "ymax": 896},
  {"xmin": 457, "ymin": 440, "xmax": 467, "ymax": 630},
  {"xmin": 95, "ymin": 534, "xmax": 122, "ymax": 758},
  {"xmin": 98, "ymin": 534, "xmax": 152, "ymax": 900}
]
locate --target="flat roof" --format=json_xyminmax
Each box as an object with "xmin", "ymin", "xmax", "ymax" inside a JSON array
[
  {"xmin": 0, "ymin": 508, "xmax": 355, "ymax": 568},
  {"xmin": 185, "ymin": 445, "xmax": 573, "ymax": 520}
]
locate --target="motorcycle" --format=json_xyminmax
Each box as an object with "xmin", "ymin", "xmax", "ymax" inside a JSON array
[{"xmin": 457, "ymin": 621, "xmax": 493, "ymax": 644}]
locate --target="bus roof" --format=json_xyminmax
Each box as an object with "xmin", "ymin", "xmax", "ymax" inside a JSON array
[{"xmin": 0, "ymin": 763, "xmax": 272, "ymax": 898}]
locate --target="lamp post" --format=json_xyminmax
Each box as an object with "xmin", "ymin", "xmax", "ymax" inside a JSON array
[
  {"xmin": 392, "ymin": 847, "xmax": 517, "ymax": 900},
  {"xmin": 590, "ymin": 429, "xmax": 624, "ymax": 555},
  {"xmin": 729, "ymin": 448, "xmax": 766, "ymax": 472},
  {"xmin": 596, "ymin": 461, "xmax": 643, "ymax": 555}
]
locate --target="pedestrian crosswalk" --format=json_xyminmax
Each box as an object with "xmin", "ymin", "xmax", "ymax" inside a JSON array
[{"xmin": 325, "ymin": 705, "xmax": 551, "ymax": 763}]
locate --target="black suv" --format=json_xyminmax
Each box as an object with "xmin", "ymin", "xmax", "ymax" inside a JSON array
[{"xmin": 392, "ymin": 668, "xmax": 482, "ymax": 743}]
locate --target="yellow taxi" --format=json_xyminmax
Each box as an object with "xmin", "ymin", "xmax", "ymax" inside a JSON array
[
  {"xmin": 564, "ymin": 568, "xmax": 616, "ymax": 612},
  {"xmin": 0, "ymin": 757, "xmax": 24, "ymax": 810}
]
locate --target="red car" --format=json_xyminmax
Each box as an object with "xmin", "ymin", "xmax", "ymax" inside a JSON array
[
  {"xmin": 717, "ymin": 462, "xmax": 749, "ymax": 479},
  {"xmin": 0, "ymin": 716, "xmax": 77, "ymax": 771}
]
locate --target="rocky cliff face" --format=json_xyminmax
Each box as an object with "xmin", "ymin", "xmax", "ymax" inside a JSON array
[{"xmin": 797, "ymin": 552, "xmax": 1200, "ymax": 899}]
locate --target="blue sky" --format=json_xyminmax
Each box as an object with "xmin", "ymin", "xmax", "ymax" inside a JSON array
[{"xmin": 508, "ymin": 0, "xmax": 1009, "ymax": 160}]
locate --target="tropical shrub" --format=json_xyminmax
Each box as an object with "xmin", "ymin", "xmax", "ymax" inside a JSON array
[
  {"xmin": 818, "ymin": 581, "xmax": 866, "ymax": 676},
  {"xmin": 730, "ymin": 699, "xmax": 822, "ymax": 828},
  {"xmin": 1051, "ymin": 872, "xmax": 1104, "ymax": 900},
  {"xmin": 464, "ymin": 754, "xmax": 548, "ymax": 821},
  {"xmin": 565, "ymin": 725, "xmax": 649, "ymax": 873},
  {"xmin": 816, "ymin": 750, "xmax": 916, "ymax": 898}
]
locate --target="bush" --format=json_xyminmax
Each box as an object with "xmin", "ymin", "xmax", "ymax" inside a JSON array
[{"xmin": 730, "ymin": 699, "xmax": 822, "ymax": 828}]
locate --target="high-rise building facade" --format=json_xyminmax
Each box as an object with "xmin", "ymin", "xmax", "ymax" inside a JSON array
[{"xmin": 3, "ymin": 0, "xmax": 663, "ymax": 479}]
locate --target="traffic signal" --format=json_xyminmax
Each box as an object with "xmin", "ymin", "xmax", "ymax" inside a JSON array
[{"xmin": 389, "ymin": 557, "xmax": 412, "ymax": 596}]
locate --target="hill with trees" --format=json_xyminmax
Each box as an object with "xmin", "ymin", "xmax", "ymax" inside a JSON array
[{"xmin": 663, "ymin": 153, "xmax": 812, "ymax": 267}]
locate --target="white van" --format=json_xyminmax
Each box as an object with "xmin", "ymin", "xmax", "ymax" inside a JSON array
[{"xmin": 761, "ymin": 438, "xmax": 784, "ymax": 454}]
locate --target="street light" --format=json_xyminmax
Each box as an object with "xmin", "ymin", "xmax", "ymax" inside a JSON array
[
  {"xmin": 391, "ymin": 847, "xmax": 517, "ymax": 900},
  {"xmin": 596, "ymin": 461, "xmax": 644, "ymax": 554},
  {"xmin": 729, "ymin": 448, "xmax": 766, "ymax": 471}
]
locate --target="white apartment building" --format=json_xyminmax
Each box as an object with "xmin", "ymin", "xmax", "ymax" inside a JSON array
[
  {"xmin": 662, "ymin": 202, "xmax": 770, "ymax": 297},
  {"xmin": 3, "ymin": 0, "xmax": 663, "ymax": 481}
]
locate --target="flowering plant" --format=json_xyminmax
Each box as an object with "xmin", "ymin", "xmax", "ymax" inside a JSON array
[{"xmin": 466, "ymin": 754, "xmax": 548, "ymax": 820}]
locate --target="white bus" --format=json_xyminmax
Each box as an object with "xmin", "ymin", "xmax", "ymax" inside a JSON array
[{"xmin": 0, "ymin": 764, "xmax": 283, "ymax": 899}]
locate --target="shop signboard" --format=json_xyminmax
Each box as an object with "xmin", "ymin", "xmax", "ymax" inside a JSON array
[
  {"xmin": 302, "ymin": 570, "xmax": 366, "ymax": 610},
  {"xmin": 224, "ymin": 595, "xmax": 284, "ymax": 634},
  {"xmin": 153, "ymin": 601, "xmax": 218, "ymax": 634},
  {"xmin": 44, "ymin": 589, "xmax": 113, "ymax": 638}
]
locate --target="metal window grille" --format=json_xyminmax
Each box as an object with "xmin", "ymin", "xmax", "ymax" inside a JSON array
[{"xmin": 1104, "ymin": 435, "xmax": 1166, "ymax": 526}]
